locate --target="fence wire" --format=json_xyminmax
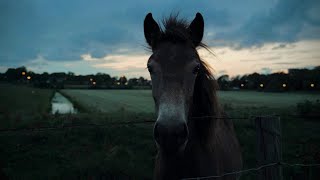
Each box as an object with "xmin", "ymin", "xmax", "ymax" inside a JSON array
[
  {"xmin": 0, "ymin": 114, "xmax": 314, "ymax": 133},
  {"xmin": 182, "ymin": 162, "xmax": 320, "ymax": 180},
  {"xmin": 0, "ymin": 115, "xmax": 252, "ymax": 133},
  {"xmin": 1, "ymin": 115, "xmax": 319, "ymax": 179}
]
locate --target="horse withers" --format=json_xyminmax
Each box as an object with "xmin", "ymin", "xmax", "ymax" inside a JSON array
[{"xmin": 144, "ymin": 12, "xmax": 242, "ymax": 180}]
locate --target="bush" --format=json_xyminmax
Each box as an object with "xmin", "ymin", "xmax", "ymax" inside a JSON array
[{"xmin": 296, "ymin": 100, "xmax": 320, "ymax": 118}]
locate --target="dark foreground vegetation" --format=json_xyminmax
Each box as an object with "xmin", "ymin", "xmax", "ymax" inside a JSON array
[{"xmin": 0, "ymin": 84, "xmax": 319, "ymax": 179}]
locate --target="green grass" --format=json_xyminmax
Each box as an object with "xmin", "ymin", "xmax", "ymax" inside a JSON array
[
  {"xmin": 0, "ymin": 84, "xmax": 54, "ymax": 129},
  {"xmin": 218, "ymin": 91, "xmax": 319, "ymax": 108},
  {"xmin": 61, "ymin": 89, "xmax": 320, "ymax": 114},
  {"xmin": 61, "ymin": 89, "xmax": 154, "ymax": 113},
  {"xmin": 0, "ymin": 84, "xmax": 54, "ymax": 114},
  {"xmin": 1, "ymin": 85, "xmax": 320, "ymax": 179}
]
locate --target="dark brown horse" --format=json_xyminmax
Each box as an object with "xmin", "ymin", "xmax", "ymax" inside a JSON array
[{"xmin": 143, "ymin": 13, "xmax": 242, "ymax": 180}]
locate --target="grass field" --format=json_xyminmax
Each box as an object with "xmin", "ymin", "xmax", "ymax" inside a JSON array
[
  {"xmin": 61, "ymin": 89, "xmax": 154, "ymax": 113},
  {"xmin": 1, "ymin": 85, "xmax": 320, "ymax": 179},
  {"xmin": 61, "ymin": 89, "xmax": 319, "ymax": 114},
  {"xmin": 0, "ymin": 84, "xmax": 54, "ymax": 130}
]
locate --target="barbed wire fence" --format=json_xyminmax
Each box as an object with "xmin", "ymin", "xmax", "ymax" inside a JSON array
[
  {"xmin": 0, "ymin": 114, "xmax": 286, "ymax": 133},
  {"xmin": 0, "ymin": 115, "xmax": 249, "ymax": 133},
  {"xmin": 0, "ymin": 115, "xmax": 319, "ymax": 179},
  {"xmin": 1, "ymin": 113, "xmax": 313, "ymax": 134},
  {"xmin": 182, "ymin": 162, "xmax": 320, "ymax": 180}
]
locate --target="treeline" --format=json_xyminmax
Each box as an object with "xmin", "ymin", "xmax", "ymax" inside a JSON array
[
  {"xmin": 217, "ymin": 66, "xmax": 320, "ymax": 91},
  {"xmin": 0, "ymin": 66, "xmax": 151, "ymax": 89},
  {"xmin": 0, "ymin": 66, "xmax": 319, "ymax": 91}
]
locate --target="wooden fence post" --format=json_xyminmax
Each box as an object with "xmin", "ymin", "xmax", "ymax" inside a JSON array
[{"xmin": 255, "ymin": 116, "xmax": 282, "ymax": 180}]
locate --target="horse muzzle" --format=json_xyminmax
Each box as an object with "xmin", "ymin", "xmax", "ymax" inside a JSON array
[{"xmin": 154, "ymin": 121, "xmax": 189, "ymax": 153}]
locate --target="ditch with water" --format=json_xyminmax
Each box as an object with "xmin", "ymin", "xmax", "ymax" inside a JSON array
[{"xmin": 51, "ymin": 92, "xmax": 77, "ymax": 114}]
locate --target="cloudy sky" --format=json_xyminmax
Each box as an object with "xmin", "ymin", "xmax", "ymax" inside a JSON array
[{"xmin": 1, "ymin": 0, "xmax": 319, "ymax": 78}]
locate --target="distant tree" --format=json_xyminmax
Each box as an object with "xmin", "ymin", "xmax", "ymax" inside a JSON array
[
  {"xmin": 217, "ymin": 75, "xmax": 230, "ymax": 90},
  {"xmin": 68, "ymin": 72, "xmax": 75, "ymax": 76},
  {"xmin": 4, "ymin": 66, "xmax": 27, "ymax": 82},
  {"xmin": 0, "ymin": 73, "xmax": 5, "ymax": 81},
  {"xmin": 128, "ymin": 78, "xmax": 138, "ymax": 86},
  {"xmin": 230, "ymin": 76, "xmax": 241, "ymax": 89},
  {"xmin": 138, "ymin": 76, "xmax": 146, "ymax": 86},
  {"xmin": 265, "ymin": 72, "xmax": 289, "ymax": 92},
  {"xmin": 119, "ymin": 76, "xmax": 127, "ymax": 85}
]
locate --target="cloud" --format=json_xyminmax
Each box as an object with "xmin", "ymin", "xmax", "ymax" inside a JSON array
[
  {"xmin": 0, "ymin": 0, "xmax": 319, "ymax": 78},
  {"xmin": 212, "ymin": 0, "xmax": 320, "ymax": 47},
  {"xmin": 1, "ymin": 0, "xmax": 319, "ymax": 64},
  {"xmin": 273, "ymin": 62, "xmax": 300, "ymax": 65},
  {"xmin": 272, "ymin": 44, "xmax": 287, "ymax": 50},
  {"xmin": 260, "ymin": 67, "xmax": 272, "ymax": 75},
  {"xmin": 0, "ymin": 66, "xmax": 8, "ymax": 73},
  {"xmin": 199, "ymin": 40, "xmax": 320, "ymax": 77},
  {"xmin": 91, "ymin": 54, "xmax": 149, "ymax": 70}
]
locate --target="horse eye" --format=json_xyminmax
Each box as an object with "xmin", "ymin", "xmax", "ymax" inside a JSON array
[
  {"xmin": 147, "ymin": 65, "xmax": 153, "ymax": 74},
  {"xmin": 193, "ymin": 64, "xmax": 200, "ymax": 74}
]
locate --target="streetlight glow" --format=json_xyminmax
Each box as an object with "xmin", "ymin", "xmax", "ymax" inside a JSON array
[
  {"xmin": 27, "ymin": 76, "xmax": 31, "ymax": 80},
  {"xmin": 282, "ymin": 84, "xmax": 287, "ymax": 88},
  {"xmin": 260, "ymin": 84, "xmax": 264, "ymax": 88},
  {"xmin": 22, "ymin": 72, "xmax": 26, "ymax": 76},
  {"xmin": 311, "ymin": 83, "xmax": 314, "ymax": 88}
]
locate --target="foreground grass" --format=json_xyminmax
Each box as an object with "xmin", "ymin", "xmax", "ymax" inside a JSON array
[
  {"xmin": 0, "ymin": 84, "xmax": 54, "ymax": 130},
  {"xmin": 0, "ymin": 86, "xmax": 320, "ymax": 179},
  {"xmin": 0, "ymin": 121, "xmax": 155, "ymax": 179},
  {"xmin": 0, "ymin": 84, "xmax": 53, "ymax": 114}
]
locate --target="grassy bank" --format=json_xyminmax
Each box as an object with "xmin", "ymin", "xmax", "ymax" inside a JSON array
[{"xmin": 0, "ymin": 84, "xmax": 54, "ymax": 130}]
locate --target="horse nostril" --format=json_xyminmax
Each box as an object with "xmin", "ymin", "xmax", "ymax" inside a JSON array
[
  {"xmin": 176, "ymin": 123, "xmax": 189, "ymax": 144},
  {"xmin": 154, "ymin": 122, "xmax": 188, "ymax": 150},
  {"xmin": 183, "ymin": 123, "xmax": 188, "ymax": 139}
]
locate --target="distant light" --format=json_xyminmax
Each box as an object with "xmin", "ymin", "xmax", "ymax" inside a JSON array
[
  {"xmin": 260, "ymin": 84, "xmax": 264, "ymax": 88},
  {"xmin": 92, "ymin": 81, "xmax": 96, "ymax": 85},
  {"xmin": 125, "ymin": 82, "xmax": 128, "ymax": 85},
  {"xmin": 282, "ymin": 83, "xmax": 287, "ymax": 88},
  {"xmin": 241, "ymin": 84, "xmax": 244, "ymax": 87},
  {"xmin": 117, "ymin": 82, "xmax": 120, "ymax": 85},
  {"xmin": 27, "ymin": 76, "xmax": 31, "ymax": 80},
  {"xmin": 90, "ymin": 78, "xmax": 93, "ymax": 81},
  {"xmin": 311, "ymin": 83, "xmax": 314, "ymax": 88},
  {"xmin": 22, "ymin": 72, "xmax": 26, "ymax": 76}
]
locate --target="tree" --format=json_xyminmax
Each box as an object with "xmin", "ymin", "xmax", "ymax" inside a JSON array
[
  {"xmin": 217, "ymin": 75, "xmax": 230, "ymax": 90},
  {"xmin": 119, "ymin": 76, "xmax": 127, "ymax": 85}
]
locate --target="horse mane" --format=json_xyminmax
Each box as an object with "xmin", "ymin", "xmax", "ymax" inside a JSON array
[
  {"xmin": 191, "ymin": 59, "xmax": 223, "ymax": 149},
  {"xmin": 153, "ymin": 13, "xmax": 225, "ymax": 149}
]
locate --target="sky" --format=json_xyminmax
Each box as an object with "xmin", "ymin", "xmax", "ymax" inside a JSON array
[{"xmin": 0, "ymin": 0, "xmax": 320, "ymax": 78}]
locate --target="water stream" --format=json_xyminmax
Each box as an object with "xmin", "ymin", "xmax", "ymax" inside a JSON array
[{"xmin": 51, "ymin": 92, "xmax": 77, "ymax": 114}]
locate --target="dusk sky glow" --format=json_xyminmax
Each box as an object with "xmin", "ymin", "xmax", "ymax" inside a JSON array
[{"xmin": 1, "ymin": 0, "xmax": 319, "ymax": 78}]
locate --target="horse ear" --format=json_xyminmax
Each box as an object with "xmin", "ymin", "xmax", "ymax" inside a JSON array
[
  {"xmin": 144, "ymin": 13, "xmax": 160, "ymax": 48},
  {"xmin": 189, "ymin": 13, "xmax": 204, "ymax": 47}
]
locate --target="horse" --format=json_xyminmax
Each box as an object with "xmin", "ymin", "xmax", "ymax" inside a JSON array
[{"xmin": 143, "ymin": 12, "xmax": 242, "ymax": 180}]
